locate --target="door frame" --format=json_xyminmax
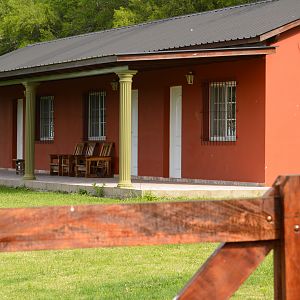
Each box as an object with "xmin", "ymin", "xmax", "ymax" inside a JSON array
[
  {"xmin": 131, "ymin": 89, "xmax": 138, "ymax": 176},
  {"xmin": 16, "ymin": 98, "xmax": 24, "ymax": 159},
  {"xmin": 169, "ymin": 86, "xmax": 182, "ymax": 178}
]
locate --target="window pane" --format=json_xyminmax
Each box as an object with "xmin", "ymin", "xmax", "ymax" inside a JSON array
[
  {"xmin": 88, "ymin": 91, "xmax": 106, "ymax": 140},
  {"xmin": 40, "ymin": 96, "xmax": 54, "ymax": 141},
  {"xmin": 209, "ymin": 82, "xmax": 236, "ymax": 141}
]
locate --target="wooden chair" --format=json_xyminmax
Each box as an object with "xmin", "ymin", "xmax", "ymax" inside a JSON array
[
  {"xmin": 50, "ymin": 154, "xmax": 61, "ymax": 175},
  {"xmin": 86, "ymin": 143, "xmax": 114, "ymax": 178},
  {"xmin": 74, "ymin": 142, "xmax": 97, "ymax": 177},
  {"xmin": 60, "ymin": 142, "xmax": 86, "ymax": 176}
]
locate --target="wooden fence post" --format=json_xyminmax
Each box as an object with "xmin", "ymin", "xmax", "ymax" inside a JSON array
[{"xmin": 276, "ymin": 176, "xmax": 300, "ymax": 300}]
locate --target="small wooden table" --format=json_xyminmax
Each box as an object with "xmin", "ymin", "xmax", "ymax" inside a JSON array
[
  {"xmin": 86, "ymin": 157, "xmax": 112, "ymax": 177},
  {"xmin": 50, "ymin": 154, "xmax": 75, "ymax": 176}
]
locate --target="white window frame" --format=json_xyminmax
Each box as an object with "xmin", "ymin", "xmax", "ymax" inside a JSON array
[
  {"xmin": 40, "ymin": 96, "xmax": 54, "ymax": 141},
  {"xmin": 88, "ymin": 91, "xmax": 106, "ymax": 141},
  {"xmin": 209, "ymin": 81, "xmax": 236, "ymax": 142}
]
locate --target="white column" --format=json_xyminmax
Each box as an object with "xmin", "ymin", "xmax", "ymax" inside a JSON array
[{"xmin": 116, "ymin": 71, "xmax": 137, "ymax": 188}]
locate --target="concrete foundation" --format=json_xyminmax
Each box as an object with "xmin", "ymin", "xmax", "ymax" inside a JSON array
[{"xmin": 0, "ymin": 170, "xmax": 269, "ymax": 200}]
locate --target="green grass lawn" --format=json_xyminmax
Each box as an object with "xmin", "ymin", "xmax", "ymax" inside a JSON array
[{"xmin": 0, "ymin": 186, "xmax": 273, "ymax": 299}]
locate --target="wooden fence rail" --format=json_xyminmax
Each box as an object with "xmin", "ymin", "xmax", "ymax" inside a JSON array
[{"xmin": 0, "ymin": 175, "xmax": 299, "ymax": 299}]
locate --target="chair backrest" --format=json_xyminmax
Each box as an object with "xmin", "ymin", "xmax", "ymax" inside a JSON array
[
  {"xmin": 85, "ymin": 142, "xmax": 97, "ymax": 156},
  {"xmin": 73, "ymin": 143, "xmax": 85, "ymax": 155},
  {"xmin": 99, "ymin": 142, "xmax": 113, "ymax": 157}
]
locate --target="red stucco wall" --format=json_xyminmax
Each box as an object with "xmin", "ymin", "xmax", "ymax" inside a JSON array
[
  {"xmin": 134, "ymin": 73, "xmax": 170, "ymax": 177},
  {"xmin": 0, "ymin": 86, "xmax": 23, "ymax": 168},
  {"xmin": 0, "ymin": 57, "xmax": 266, "ymax": 183},
  {"xmin": 136, "ymin": 58, "xmax": 266, "ymax": 183},
  {"xmin": 265, "ymin": 27, "xmax": 300, "ymax": 185},
  {"xmin": 35, "ymin": 75, "xmax": 119, "ymax": 171},
  {"xmin": 181, "ymin": 59, "xmax": 266, "ymax": 183}
]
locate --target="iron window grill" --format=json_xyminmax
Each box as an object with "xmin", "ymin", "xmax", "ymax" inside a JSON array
[
  {"xmin": 40, "ymin": 96, "xmax": 54, "ymax": 141},
  {"xmin": 209, "ymin": 81, "xmax": 236, "ymax": 142},
  {"xmin": 88, "ymin": 91, "xmax": 106, "ymax": 141}
]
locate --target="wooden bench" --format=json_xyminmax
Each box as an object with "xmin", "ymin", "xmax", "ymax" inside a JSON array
[{"xmin": 50, "ymin": 143, "xmax": 85, "ymax": 176}]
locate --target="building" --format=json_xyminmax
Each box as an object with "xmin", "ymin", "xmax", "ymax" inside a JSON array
[{"xmin": 0, "ymin": 0, "xmax": 299, "ymax": 186}]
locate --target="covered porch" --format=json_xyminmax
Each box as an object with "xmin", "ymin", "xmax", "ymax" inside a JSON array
[{"xmin": 0, "ymin": 46, "xmax": 275, "ymax": 186}]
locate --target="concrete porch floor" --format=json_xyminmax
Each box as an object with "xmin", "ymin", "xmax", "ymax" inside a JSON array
[{"xmin": 0, "ymin": 169, "xmax": 270, "ymax": 199}]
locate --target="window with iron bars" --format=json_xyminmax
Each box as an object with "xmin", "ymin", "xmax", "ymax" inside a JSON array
[
  {"xmin": 40, "ymin": 96, "xmax": 54, "ymax": 141},
  {"xmin": 209, "ymin": 81, "xmax": 236, "ymax": 142},
  {"xmin": 88, "ymin": 91, "xmax": 106, "ymax": 141}
]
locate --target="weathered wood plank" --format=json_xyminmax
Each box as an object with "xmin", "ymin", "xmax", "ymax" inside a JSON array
[
  {"xmin": 278, "ymin": 176, "xmax": 300, "ymax": 300},
  {"xmin": 268, "ymin": 182, "xmax": 284, "ymax": 300},
  {"xmin": 274, "ymin": 240, "xmax": 283, "ymax": 300},
  {"xmin": 117, "ymin": 47, "xmax": 276, "ymax": 62},
  {"xmin": 176, "ymin": 241, "xmax": 273, "ymax": 300},
  {"xmin": 0, "ymin": 198, "xmax": 277, "ymax": 252}
]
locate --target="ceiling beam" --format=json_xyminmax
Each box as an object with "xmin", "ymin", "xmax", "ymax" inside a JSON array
[
  {"xmin": 117, "ymin": 47, "xmax": 276, "ymax": 62},
  {"xmin": 0, "ymin": 65, "xmax": 129, "ymax": 87}
]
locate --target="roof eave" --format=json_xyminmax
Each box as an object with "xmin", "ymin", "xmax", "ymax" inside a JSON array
[
  {"xmin": 259, "ymin": 19, "xmax": 300, "ymax": 42},
  {"xmin": 0, "ymin": 46, "xmax": 276, "ymax": 85},
  {"xmin": 0, "ymin": 55, "xmax": 118, "ymax": 80},
  {"xmin": 116, "ymin": 46, "xmax": 276, "ymax": 62}
]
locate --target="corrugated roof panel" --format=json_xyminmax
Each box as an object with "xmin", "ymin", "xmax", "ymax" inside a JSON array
[{"xmin": 0, "ymin": 0, "xmax": 299, "ymax": 73}]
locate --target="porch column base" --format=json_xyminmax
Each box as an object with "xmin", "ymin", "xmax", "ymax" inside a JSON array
[
  {"xmin": 117, "ymin": 181, "xmax": 133, "ymax": 189},
  {"xmin": 23, "ymin": 174, "xmax": 36, "ymax": 181},
  {"xmin": 116, "ymin": 70, "xmax": 137, "ymax": 189}
]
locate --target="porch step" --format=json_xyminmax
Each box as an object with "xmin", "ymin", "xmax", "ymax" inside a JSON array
[{"xmin": 0, "ymin": 170, "xmax": 269, "ymax": 200}]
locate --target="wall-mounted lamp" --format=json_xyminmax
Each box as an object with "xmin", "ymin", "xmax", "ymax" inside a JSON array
[
  {"xmin": 110, "ymin": 79, "xmax": 119, "ymax": 91},
  {"xmin": 185, "ymin": 71, "xmax": 194, "ymax": 85}
]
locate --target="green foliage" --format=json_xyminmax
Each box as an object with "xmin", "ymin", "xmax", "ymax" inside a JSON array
[
  {"xmin": 77, "ymin": 188, "xmax": 89, "ymax": 195},
  {"xmin": 92, "ymin": 183, "xmax": 106, "ymax": 198},
  {"xmin": 0, "ymin": 0, "xmax": 256, "ymax": 55},
  {"xmin": 141, "ymin": 191, "xmax": 161, "ymax": 202},
  {"xmin": 49, "ymin": 0, "xmax": 128, "ymax": 37},
  {"xmin": 113, "ymin": 0, "xmax": 255, "ymax": 27},
  {"xmin": 0, "ymin": 185, "xmax": 116, "ymax": 207},
  {"xmin": 0, "ymin": 0, "xmax": 59, "ymax": 54}
]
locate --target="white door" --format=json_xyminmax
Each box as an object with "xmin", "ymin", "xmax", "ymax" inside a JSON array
[
  {"xmin": 131, "ymin": 90, "xmax": 138, "ymax": 176},
  {"xmin": 17, "ymin": 99, "xmax": 23, "ymax": 159},
  {"xmin": 169, "ymin": 86, "xmax": 182, "ymax": 178}
]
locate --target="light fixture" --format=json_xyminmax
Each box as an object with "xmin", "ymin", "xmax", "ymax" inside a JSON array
[
  {"xmin": 185, "ymin": 71, "xmax": 194, "ymax": 85},
  {"xmin": 110, "ymin": 79, "xmax": 119, "ymax": 91}
]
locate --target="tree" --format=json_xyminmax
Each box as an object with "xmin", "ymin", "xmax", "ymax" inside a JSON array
[
  {"xmin": 0, "ymin": 0, "xmax": 59, "ymax": 54},
  {"xmin": 50, "ymin": 0, "xmax": 129, "ymax": 38},
  {"xmin": 0, "ymin": 0, "xmax": 256, "ymax": 55},
  {"xmin": 113, "ymin": 0, "xmax": 255, "ymax": 27}
]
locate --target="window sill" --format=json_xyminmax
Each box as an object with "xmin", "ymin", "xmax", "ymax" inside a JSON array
[
  {"xmin": 35, "ymin": 140, "xmax": 54, "ymax": 144},
  {"xmin": 209, "ymin": 138, "xmax": 236, "ymax": 142},
  {"xmin": 202, "ymin": 139, "xmax": 237, "ymax": 145},
  {"xmin": 88, "ymin": 136, "xmax": 106, "ymax": 141}
]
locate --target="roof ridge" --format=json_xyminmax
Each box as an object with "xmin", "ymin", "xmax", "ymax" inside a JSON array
[
  {"xmin": 158, "ymin": 0, "xmax": 276, "ymax": 22},
  {"xmin": 23, "ymin": 0, "xmax": 276, "ymax": 49}
]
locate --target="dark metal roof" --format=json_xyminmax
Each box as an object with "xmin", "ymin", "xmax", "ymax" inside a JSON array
[{"xmin": 0, "ymin": 0, "xmax": 299, "ymax": 75}]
